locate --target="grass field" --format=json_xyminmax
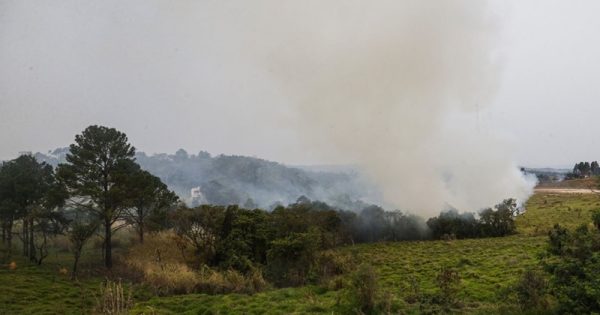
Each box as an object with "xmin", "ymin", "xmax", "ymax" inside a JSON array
[
  {"xmin": 1, "ymin": 192, "xmax": 598, "ymax": 314},
  {"xmin": 518, "ymin": 192, "xmax": 600, "ymax": 235},
  {"xmin": 127, "ymin": 235, "xmax": 545, "ymax": 315}
]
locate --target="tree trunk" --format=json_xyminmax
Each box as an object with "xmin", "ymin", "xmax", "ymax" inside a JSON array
[
  {"xmin": 1, "ymin": 221, "xmax": 5, "ymax": 243},
  {"xmin": 6, "ymin": 220, "xmax": 13, "ymax": 259},
  {"xmin": 28, "ymin": 218, "xmax": 36, "ymax": 262},
  {"xmin": 102, "ymin": 240, "xmax": 105, "ymax": 260},
  {"xmin": 104, "ymin": 219, "xmax": 112, "ymax": 269},
  {"xmin": 22, "ymin": 219, "xmax": 28, "ymax": 257},
  {"xmin": 35, "ymin": 235, "xmax": 44, "ymax": 265},
  {"xmin": 139, "ymin": 224, "xmax": 144, "ymax": 244},
  {"xmin": 71, "ymin": 250, "xmax": 80, "ymax": 280}
]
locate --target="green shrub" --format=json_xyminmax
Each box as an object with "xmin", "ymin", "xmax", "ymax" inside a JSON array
[
  {"xmin": 266, "ymin": 230, "xmax": 320, "ymax": 286},
  {"xmin": 311, "ymin": 250, "xmax": 354, "ymax": 282},
  {"xmin": 349, "ymin": 264, "xmax": 378, "ymax": 313},
  {"xmin": 542, "ymin": 224, "xmax": 600, "ymax": 313},
  {"xmin": 515, "ymin": 269, "xmax": 548, "ymax": 311},
  {"xmin": 592, "ymin": 209, "xmax": 600, "ymax": 231},
  {"xmin": 435, "ymin": 266, "xmax": 461, "ymax": 309}
]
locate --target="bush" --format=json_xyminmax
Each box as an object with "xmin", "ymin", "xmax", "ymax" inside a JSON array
[
  {"xmin": 191, "ymin": 267, "xmax": 268, "ymax": 295},
  {"xmin": 435, "ymin": 266, "xmax": 461, "ymax": 309},
  {"xmin": 515, "ymin": 269, "xmax": 548, "ymax": 311},
  {"xmin": 126, "ymin": 231, "xmax": 193, "ymax": 267},
  {"xmin": 542, "ymin": 224, "xmax": 600, "ymax": 313},
  {"xmin": 311, "ymin": 250, "xmax": 354, "ymax": 282},
  {"xmin": 266, "ymin": 230, "xmax": 320, "ymax": 286},
  {"xmin": 94, "ymin": 279, "xmax": 133, "ymax": 315},
  {"xmin": 592, "ymin": 209, "xmax": 600, "ymax": 231},
  {"xmin": 124, "ymin": 231, "xmax": 268, "ymax": 295},
  {"xmin": 349, "ymin": 264, "xmax": 378, "ymax": 313},
  {"xmin": 144, "ymin": 263, "xmax": 199, "ymax": 295}
]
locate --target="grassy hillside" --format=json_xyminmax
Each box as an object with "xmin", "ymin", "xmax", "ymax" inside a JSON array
[
  {"xmin": 518, "ymin": 192, "xmax": 600, "ymax": 235},
  {"xmin": 1, "ymin": 192, "xmax": 599, "ymax": 314}
]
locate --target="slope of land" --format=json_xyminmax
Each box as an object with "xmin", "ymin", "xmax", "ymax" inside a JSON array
[{"xmin": 1, "ymin": 192, "xmax": 598, "ymax": 314}]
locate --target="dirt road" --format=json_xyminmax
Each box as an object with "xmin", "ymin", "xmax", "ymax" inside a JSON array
[{"xmin": 534, "ymin": 188, "xmax": 600, "ymax": 194}]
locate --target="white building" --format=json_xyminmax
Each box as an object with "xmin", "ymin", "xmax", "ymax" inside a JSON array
[{"xmin": 190, "ymin": 186, "xmax": 207, "ymax": 205}]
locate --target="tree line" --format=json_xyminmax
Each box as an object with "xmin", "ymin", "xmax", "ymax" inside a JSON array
[
  {"xmin": 567, "ymin": 161, "xmax": 600, "ymax": 179},
  {"xmin": 426, "ymin": 199, "xmax": 519, "ymax": 239}
]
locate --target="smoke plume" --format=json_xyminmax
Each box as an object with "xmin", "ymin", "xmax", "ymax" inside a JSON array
[
  {"xmin": 251, "ymin": 1, "xmax": 536, "ymax": 215},
  {"xmin": 1, "ymin": 0, "xmax": 536, "ymax": 215}
]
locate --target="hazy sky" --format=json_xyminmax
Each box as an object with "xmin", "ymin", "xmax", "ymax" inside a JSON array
[{"xmin": 1, "ymin": 1, "xmax": 599, "ymax": 168}]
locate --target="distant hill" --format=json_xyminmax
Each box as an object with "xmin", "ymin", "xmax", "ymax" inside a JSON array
[
  {"xmin": 522, "ymin": 167, "xmax": 570, "ymax": 184},
  {"xmin": 34, "ymin": 148, "xmax": 379, "ymax": 210}
]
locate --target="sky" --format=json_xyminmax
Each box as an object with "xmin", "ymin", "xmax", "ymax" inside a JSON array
[{"xmin": 1, "ymin": 1, "xmax": 600, "ymax": 168}]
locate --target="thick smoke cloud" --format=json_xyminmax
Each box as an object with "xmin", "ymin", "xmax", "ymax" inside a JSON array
[{"xmin": 240, "ymin": 1, "xmax": 537, "ymax": 215}]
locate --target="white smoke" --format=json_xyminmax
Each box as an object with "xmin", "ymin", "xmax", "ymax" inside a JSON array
[{"xmin": 247, "ymin": 1, "xmax": 537, "ymax": 215}]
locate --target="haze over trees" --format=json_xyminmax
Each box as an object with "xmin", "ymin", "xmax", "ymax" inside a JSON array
[{"xmin": 35, "ymin": 147, "xmax": 376, "ymax": 211}]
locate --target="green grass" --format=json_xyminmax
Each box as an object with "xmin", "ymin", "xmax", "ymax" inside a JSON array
[
  {"xmin": 129, "ymin": 235, "xmax": 544, "ymax": 314},
  {"xmin": 2, "ymin": 192, "xmax": 598, "ymax": 314},
  {"xmin": 131, "ymin": 287, "xmax": 342, "ymax": 315},
  {"xmin": 518, "ymin": 192, "xmax": 600, "ymax": 235},
  {"xmin": 0, "ymin": 254, "xmax": 99, "ymax": 315},
  {"xmin": 0, "ymin": 266, "xmax": 98, "ymax": 314}
]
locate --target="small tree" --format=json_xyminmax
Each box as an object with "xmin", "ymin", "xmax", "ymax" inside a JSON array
[
  {"xmin": 436, "ymin": 266, "xmax": 461, "ymax": 309},
  {"xmin": 266, "ymin": 229, "xmax": 320, "ymax": 286},
  {"xmin": 30, "ymin": 208, "xmax": 69, "ymax": 265},
  {"xmin": 480, "ymin": 199, "xmax": 518, "ymax": 237},
  {"xmin": 171, "ymin": 205, "xmax": 226, "ymax": 267},
  {"xmin": 515, "ymin": 269, "xmax": 548, "ymax": 311},
  {"xmin": 68, "ymin": 220, "xmax": 98, "ymax": 279},
  {"xmin": 123, "ymin": 168, "xmax": 178, "ymax": 243},
  {"xmin": 591, "ymin": 161, "xmax": 600, "ymax": 176}
]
